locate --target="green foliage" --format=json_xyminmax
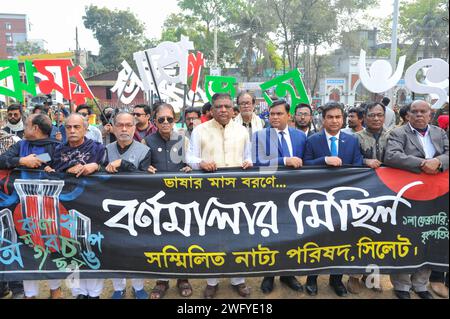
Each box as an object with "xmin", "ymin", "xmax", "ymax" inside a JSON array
[
  {"xmin": 83, "ymin": 5, "xmax": 148, "ymax": 71},
  {"xmin": 14, "ymin": 41, "xmax": 48, "ymax": 56}
]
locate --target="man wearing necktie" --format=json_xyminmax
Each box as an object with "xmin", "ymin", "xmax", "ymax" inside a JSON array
[
  {"xmin": 303, "ymin": 102, "xmax": 363, "ymax": 297},
  {"xmin": 252, "ymin": 100, "xmax": 307, "ymax": 294}
]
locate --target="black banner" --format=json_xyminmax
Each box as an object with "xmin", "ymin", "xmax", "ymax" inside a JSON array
[{"xmin": 0, "ymin": 167, "xmax": 448, "ymax": 281}]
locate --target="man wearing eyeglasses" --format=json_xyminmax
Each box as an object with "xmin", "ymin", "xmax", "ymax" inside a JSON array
[
  {"xmin": 187, "ymin": 93, "xmax": 253, "ymax": 299},
  {"xmin": 356, "ymin": 102, "xmax": 391, "ymax": 170},
  {"xmin": 143, "ymin": 103, "xmax": 194, "ymax": 299},
  {"xmin": 344, "ymin": 102, "xmax": 391, "ymax": 295},
  {"xmin": 234, "ymin": 91, "xmax": 268, "ymax": 139},
  {"xmin": 103, "ymin": 112, "xmax": 152, "ymax": 299},
  {"xmin": 3, "ymin": 104, "xmax": 25, "ymax": 139},
  {"xmin": 294, "ymin": 103, "xmax": 317, "ymax": 137},
  {"xmin": 132, "ymin": 104, "xmax": 158, "ymax": 142}
]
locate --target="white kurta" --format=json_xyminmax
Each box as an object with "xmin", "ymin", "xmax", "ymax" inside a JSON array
[{"xmin": 187, "ymin": 119, "xmax": 252, "ymax": 170}]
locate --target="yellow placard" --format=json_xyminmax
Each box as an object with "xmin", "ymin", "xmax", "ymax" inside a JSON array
[{"xmin": 17, "ymin": 52, "xmax": 75, "ymax": 62}]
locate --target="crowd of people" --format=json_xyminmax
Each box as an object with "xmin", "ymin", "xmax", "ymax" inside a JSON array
[{"xmin": 0, "ymin": 93, "xmax": 448, "ymax": 299}]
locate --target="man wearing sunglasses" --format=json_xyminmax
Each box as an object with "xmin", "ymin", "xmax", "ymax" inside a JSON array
[
  {"xmin": 132, "ymin": 104, "xmax": 157, "ymax": 142},
  {"xmin": 75, "ymin": 104, "xmax": 103, "ymax": 144},
  {"xmin": 143, "ymin": 103, "xmax": 194, "ymax": 299},
  {"xmin": 187, "ymin": 93, "xmax": 253, "ymax": 299},
  {"xmin": 3, "ymin": 104, "xmax": 25, "ymax": 139}
]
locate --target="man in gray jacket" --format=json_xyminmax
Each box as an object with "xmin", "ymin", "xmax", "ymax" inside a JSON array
[
  {"xmin": 104, "ymin": 111, "xmax": 151, "ymax": 299},
  {"xmin": 385, "ymin": 100, "xmax": 449, "ymax": 299}
]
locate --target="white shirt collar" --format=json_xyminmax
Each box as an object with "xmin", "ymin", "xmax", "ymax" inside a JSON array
[
  {"xmin": 275, "ymin": 126, "xmax": 290, "ymax": 135},
  {"xmin": 325, "ymin": 130, "xmax": 340, "ymax": 141},
  {"xmin": 409, "ymin": 123, "xmax": 430, "ymax": 136}
]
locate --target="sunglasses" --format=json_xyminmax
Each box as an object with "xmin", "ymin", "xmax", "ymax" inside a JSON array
[{"xmin": 157, "ymin": 117, "xmax": 174, "ymax": 124}]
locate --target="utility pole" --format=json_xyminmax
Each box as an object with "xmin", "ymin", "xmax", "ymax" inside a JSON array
[
  {"xmin": 389, "ymin": 0, "xmax": 400, "ymax": 108},
  {"xmin": 213, "ymin": 16, "xmax": 218, "ymax": 68},
  {"xmin": 306, "ymin": 32, "xmax": 311, "ymax": 98},
  {"xmin": 75, "ymin": 26, "xmax": 80, "ymax": 65}
]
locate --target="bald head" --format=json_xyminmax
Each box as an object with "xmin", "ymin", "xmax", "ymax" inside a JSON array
[
  {"xmin": 409, "ymin": 100, "xmax": 432, "ymax": 130},
  {"xmin": 411, "ymin": 100, "xmax": 431, "ymax": 110},
  {"xmin": 65, "ymin": 113, "xmax": 89, "ymax": 128},
  {"xmin": 65, "ymin": 113, "xmax": 88, "ymax": 147}
]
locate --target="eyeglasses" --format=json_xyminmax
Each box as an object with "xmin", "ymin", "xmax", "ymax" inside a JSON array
[
  {"xmin": 185, "ymin": 117, "xmax": 198, "ymax": 122},
  {"xmin": 7, "ymin": 113, "xmax": 21, "ymax": 117},
  {"xmin": 238, "ymin": 101, "xmax": 253, "ymax": 107},
  {"xmin": 157, "ymin": 116, "xmax": 174, "ymax": 124},
  {"xmin": 132, "ymin": 113, "xmax": 146, "ymax": 117},
  {"xmin": 115, "ymin": 123, "xmax": 135, "ymax": 129}
]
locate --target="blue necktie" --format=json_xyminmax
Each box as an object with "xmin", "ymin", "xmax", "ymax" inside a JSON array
[
  {"xmin": 330, "ymin": 136, "xmax": 338, "ymax": 157},
  {"xmin": 279, "ymin": 132, "xmax": 291, "ymax": 157}
]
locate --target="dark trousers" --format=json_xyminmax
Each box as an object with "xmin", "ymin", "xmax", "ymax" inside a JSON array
[
  {"xmin": 0, "ymin": 282, "xmax": 8, "ymax": 294},
  {"xmin": 0, "ymin": 281, "xmax": 23, "ymax": 295},
  {"xmin": 430, "ymin": 271, "xmax": 449, "ymax": 286},
  {"xmin": 307, "ymin": 274, "xmax": 343, "ymax": 284}
]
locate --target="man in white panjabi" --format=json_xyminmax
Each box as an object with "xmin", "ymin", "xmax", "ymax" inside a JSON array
[{"xmin": 187, "ymin": 93, "xmax": 253, "ymax": 299}]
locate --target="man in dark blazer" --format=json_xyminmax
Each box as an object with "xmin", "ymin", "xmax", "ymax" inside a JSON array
[
  {"xmin": 303, "ymin": 102, "xmax": 363, "ymax": 297},
  {"xmin": 385, "ymin": 100, "xmax": 449, "ymax": 299},
  {"xmin": 252, "ymin": 99, "xmax": 307, "ymax": 294}
]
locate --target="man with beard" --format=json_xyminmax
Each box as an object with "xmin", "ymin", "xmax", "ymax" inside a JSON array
[
  {"xmin": 294, "ymin": 103, "xmax": 317, "ymax": 137},
  {"xmin": 342, "ymin": 107, "xmax": 364, "ymax": 135},
  {"xmin": 3, "ymin": 104, "xmax": 25, "ymax": 139},
  {"xmin": 180, "ymin": 107, "xmax": 201, "ymax": 139},
  {"xmin": 132, "ymin": 104, "xmax": 158, "ymax": 142}
]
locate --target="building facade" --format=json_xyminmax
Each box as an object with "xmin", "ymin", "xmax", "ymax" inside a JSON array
[{"xmin": 0, "ymin": 13, "xmax": 27, "ymax": 59}]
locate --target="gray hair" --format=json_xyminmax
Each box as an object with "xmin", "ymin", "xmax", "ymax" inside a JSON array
[
  {"xmin": 113, "ymin": 111, "xmax": 137, "ymax": 125},
  {"xmin": 65, "ymin": 113, "xmax": 89, "ymax": 128}
]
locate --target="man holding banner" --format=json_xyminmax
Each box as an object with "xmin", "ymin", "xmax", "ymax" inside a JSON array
[
  {"xmin": 46, "ymin": 113, "xmax": 105, "ymax": 298},
  {"xmin": 187, "ymin": 93, "xmax": 253, "ymax": 299},
  {"xmin": 145, "ymin": 103, "xmax": 193, "ymax": 299},
  {"xmin": 253, "ymin": 99, "xmax": 307, "ymax": 294},
  {"xmin": 385, "ymin": 100, "xmax": 449, "ymax": 299},
  {"xmin": 303, "ymin": 102, "xmax": 363, "ymax": 297},
  {"xmin": 104, "ymin": 111, "xmax": 151, "ymax": 299}
]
